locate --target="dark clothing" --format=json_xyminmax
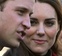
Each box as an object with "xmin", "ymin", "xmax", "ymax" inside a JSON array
[{"xmin": 3, "ymin": 41, "xmax": 57, "ymax": 56}]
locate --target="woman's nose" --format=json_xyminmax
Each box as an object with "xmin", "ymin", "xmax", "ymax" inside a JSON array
[{"xmin": 37, "ymin": 25, "xmax": 45, "ymax": 37}]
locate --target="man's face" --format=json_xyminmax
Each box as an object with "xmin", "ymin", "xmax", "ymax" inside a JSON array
[{"xmin": 0, "ymin": 0, "xmax": 35, "ymax": 48}]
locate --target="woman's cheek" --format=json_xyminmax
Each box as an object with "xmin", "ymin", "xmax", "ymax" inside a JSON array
[
  {"xmin": 25, "ymin": 27, "xmax": 37, "ymax": 36},
  {"xmin": 46, "ymin": 28, "xmax": 58, "ymax": 38}
]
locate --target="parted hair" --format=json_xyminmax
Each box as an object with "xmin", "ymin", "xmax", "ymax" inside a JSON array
[{"xmin": 36, "ymin": 0, "xmax": 62, "ymax": 29}]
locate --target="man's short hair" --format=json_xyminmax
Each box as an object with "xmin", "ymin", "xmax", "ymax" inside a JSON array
[
  {"xmin": 0, "ymin": 0, "xmax": 7, "ymax": 5},
  {"xmin": 0, "ymin": 0, "xmax": 7, "ymax": 11}
]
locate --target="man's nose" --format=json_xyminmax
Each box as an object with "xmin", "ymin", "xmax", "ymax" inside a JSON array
[
  {"xmin": 22, "ymin": 15, "xmax": 31, "ymax": 29},
  {"xmin": 37, "ymin": 24, "xmax": 45, "ymax": 37}
]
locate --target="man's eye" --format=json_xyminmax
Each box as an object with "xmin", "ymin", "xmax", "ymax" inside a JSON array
[
  {"xmin": 15, "ymin": 9, "xmax": 25, "ymax": 16},
  {"xmin": 44, "ymin": 21, "xmax": 55, "ymax": 27},
  {"xmin": 17, "ymin": 10, "xmax": 25, "ymax": 16},
  {"xmin": 30, "ymin": 18, "xmax": 38, "ymax": 26}
]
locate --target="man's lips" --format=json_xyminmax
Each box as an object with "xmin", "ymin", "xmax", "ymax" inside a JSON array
[
  {"xmin": 32, "ymin": 39, "xmax": 47, "ymax": 44},
  {"xmin": 16, "ymin": 31, "xmax": 26, "ymax": 40}
]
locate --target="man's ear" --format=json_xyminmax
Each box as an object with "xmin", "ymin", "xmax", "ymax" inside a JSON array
[
  {"xmin": 0, "ymin": 5, "xmax": 4, "ymax": 11},
  {"xmin": 0, "ymin": 6, "xmax": 1, "ymax": 11}
]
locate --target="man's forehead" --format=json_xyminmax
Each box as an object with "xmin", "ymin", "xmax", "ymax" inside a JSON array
[
  {"xmin": 8, "ymin": 0, "xmax": 35, "ymax": 7},
  {"xmin": 12, "ymin": 0, "xmax": 35, "ymax": 12},
  {"xmin": 8, "ymin": 0, "xmax": 35, "ymax": 2},
  {"xmin": 0, "ymin": 0, "xmax": 35, "ymax": 2},
  {"xmin": 4, "ymin": 0, "xmax": 35, "ymax": 13}
]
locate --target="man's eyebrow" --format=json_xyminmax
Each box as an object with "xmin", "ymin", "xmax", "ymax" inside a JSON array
[{"xmin": 15, "ymin": 7, "xmax": 30, "ymax": 12}]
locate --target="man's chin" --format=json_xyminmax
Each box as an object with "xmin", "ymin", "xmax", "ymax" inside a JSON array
[{"xmin": 0, "ymin": 40, "xmax": 17, "ymax": 49}]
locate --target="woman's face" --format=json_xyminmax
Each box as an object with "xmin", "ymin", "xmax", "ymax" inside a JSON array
[
  {"xmin": 56, "ymin": 30, "xmax": 62, "ymax": 51},
  {"xmin": 23, "ymin": 2, "xmax": 59, "ymax": 55}
]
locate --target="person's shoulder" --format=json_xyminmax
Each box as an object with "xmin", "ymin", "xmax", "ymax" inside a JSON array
[
  {"xmin": 3, "ymin": 48, "xmax": 17, "ymax": 56},
  {"xmin": 3, "ymin": 48, "xmax": 12, "ymax": 56},
  {"xmin": 0, "ymin": 47, "xmax": 10, "ymax": 56}
]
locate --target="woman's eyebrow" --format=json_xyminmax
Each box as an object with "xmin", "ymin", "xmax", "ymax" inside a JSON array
[{"xmin": 45, "ymin": 18, "xmax": 56, "ymax": 20}]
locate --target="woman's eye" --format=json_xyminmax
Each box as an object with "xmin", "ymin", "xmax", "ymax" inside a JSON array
[
  {"xmin": 30, "ymin": 18, "xmax": 38, "ymax": 26},
  {"xmin": 44, "ymin": 21, "xmax": 55, "ymax": 27}
]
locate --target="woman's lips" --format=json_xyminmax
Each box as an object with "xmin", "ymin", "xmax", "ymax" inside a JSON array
[{"xmin": 33, "ymin": 39, "xmax": 47, "ymax": 44}]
